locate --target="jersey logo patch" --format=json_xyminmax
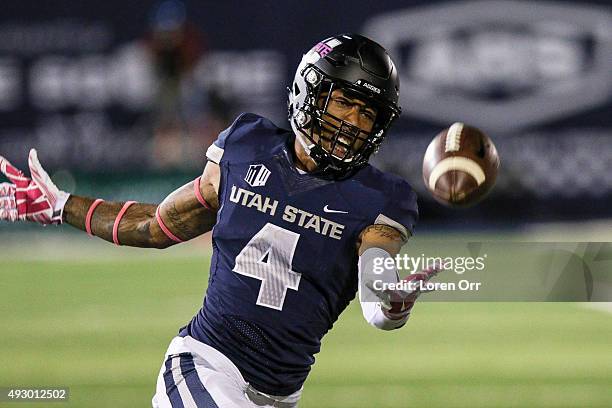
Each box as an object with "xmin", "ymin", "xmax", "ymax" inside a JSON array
[
  {"xmin": 323, "ymin": 205, "xmax": 348, "ymax": 214},
  {"xmin": 245, "ymin": 164, "xmax": 271, "ymax": 187}
]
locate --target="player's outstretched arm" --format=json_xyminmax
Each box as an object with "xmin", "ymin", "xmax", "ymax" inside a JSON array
[
  {"xmin": 357, "ymin": 224, "xmax": 440, "ymax": 330},
  {"xmin": 0, "ymin": 149, "xmax": 220, "ymax": 249},
  {"xmin": 358, "ymin": 224, "xmax": 405, "ymax": 258},
  {"xmin": 64, "ymin": 160, "xmax": 220, "ymax": 248}
]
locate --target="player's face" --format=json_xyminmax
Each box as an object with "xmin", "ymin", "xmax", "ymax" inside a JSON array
[{"xmin": 316, "ymin": 89, "xmax": 377, "ymax": 159}]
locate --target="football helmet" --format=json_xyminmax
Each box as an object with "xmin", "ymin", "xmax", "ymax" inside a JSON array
[{"xmin": 288, "ymin": 33, "xmax": 401, "ymax": 178}]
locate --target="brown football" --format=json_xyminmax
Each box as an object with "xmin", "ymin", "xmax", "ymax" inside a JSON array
[{"xmin": 422, "ymin": 123, "xmax": 500, "ymax": 207}]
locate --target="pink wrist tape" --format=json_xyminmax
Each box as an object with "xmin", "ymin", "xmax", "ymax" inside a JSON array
[
  {"xmin": 194, "ymin": 176, "xmax": 212, "ymax": 210},
  {"xmin": 85, "ymin": 199, "xmax": 104, "ymax": 236},
  {"xmin": 155, "ymin": 206, "xmax": 183, "ymax": 243},
  {"xmin": 112, "ymin": 201, "xmax": 136, "ymax": 246}
]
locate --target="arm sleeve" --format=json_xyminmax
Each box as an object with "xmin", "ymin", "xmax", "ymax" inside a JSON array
[
  {"xmin": 358, "ymin": 247, "xmax": 410, "ymax": 331},
  {"xmin": 360, "ymin": 300, "xmax": 410, "ymax": 330}
]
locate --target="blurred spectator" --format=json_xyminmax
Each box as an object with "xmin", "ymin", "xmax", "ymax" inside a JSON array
[{"xmin": 145, "ymin": 0, "xmax": 234, "ymax": 169}]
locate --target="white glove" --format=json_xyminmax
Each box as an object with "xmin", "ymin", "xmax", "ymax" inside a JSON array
[{"xmin": 0, "ymin": 149, "xmax": 70, "ymax": 225}]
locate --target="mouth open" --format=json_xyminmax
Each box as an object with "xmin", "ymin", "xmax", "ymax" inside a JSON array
[
  {"xmin": 332, "ymin": 136, "xmax": 354, "ymax": 158},
  {"xmin": 316, "ymin": 116, "xmax": 367, "ymax": 162}
]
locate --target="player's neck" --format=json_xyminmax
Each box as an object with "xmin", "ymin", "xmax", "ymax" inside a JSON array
[{"xmin": 293, "ymin": 138, "xmax": 319, "ymax": 173}]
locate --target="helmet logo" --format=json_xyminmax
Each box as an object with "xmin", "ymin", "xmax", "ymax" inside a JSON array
[
  {"xmin": 314, "ymin": 42, "xmax": 333, "ymax": 58},
  {"xmin": 314, "ymin": 38, "xmax": 342, "ymax": 58},
  {"xmin": 305, "ymin": 69, "xmax": 320, "ymax": 85},
  {"xmin": 355, "ymin": 79, "xmax": 381, "ymax": 94}
]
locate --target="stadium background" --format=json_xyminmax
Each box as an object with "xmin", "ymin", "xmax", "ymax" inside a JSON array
[{"xmin": 1, "ymin": 1, "xmax": 611, "ymax": 407}]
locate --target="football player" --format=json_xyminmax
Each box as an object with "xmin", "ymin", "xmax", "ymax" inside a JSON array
[{"xmin": 0, "ymin": 34, "xmax": 440, "ymax": 407}]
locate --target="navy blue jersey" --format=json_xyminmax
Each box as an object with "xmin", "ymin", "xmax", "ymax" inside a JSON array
[{"xmin": 179, "ymin": 113, "xmax": 418, "ymax": 395}]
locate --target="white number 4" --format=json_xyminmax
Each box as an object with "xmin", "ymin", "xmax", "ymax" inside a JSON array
[{"xmin": 233, "ymin": 223, "xmax": 301, "ymax": 310}]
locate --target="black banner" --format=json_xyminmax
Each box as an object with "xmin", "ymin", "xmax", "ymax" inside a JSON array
[{"xmin": 0, "ymin": 0, "xmax": 610, "ymax": 222}]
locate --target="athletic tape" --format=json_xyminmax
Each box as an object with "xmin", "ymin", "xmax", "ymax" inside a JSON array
[
  {"xmin": 113, "ymin": 201, "xmax": 136, "ymax": 245},
  {"xmin": 155, "ymin": 206, "xmax": 184, "ymax": 243},
  {"xmin": 194, "ymin": 176, "xmax": 212, "ymax": 210},
  {"xmin": 86, "ymin": 199, "xmax": 104, "ymax": 237}
]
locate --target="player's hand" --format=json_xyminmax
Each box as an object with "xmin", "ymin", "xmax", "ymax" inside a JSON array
[
  {"xmin": 367, "ymin": 263, "xmax": 443, "ymax": 320},
  {"xmin": 0, "ymin": 149, "xmax": 70, "ymax": 225}
]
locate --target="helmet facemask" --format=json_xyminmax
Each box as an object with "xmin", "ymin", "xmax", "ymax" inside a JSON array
[{"xmin": 290, "ymin": 66, "xmax": 399, "ymax": 179}]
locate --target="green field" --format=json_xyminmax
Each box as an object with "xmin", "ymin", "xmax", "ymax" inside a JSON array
[{"xmin": 1, "ymin": 235, "xmax": 612, "ymax": 408}]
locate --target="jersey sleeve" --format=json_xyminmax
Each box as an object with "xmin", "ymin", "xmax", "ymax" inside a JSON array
[
  {"xmin": 375, "ymin": 179, "xmax": 419, "ymax": 242},
  {"xmin": 205, "ymin": 112, "xmax": 280, "ymax": 164},
  {"xmin": 205, "ymin": 114, "xmax": 246, "ymax": 164}
]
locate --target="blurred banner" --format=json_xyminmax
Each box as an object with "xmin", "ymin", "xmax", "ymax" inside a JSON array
[{"xmin": 0, "ymin": 0, "xmax": 610, "ymax": 223}]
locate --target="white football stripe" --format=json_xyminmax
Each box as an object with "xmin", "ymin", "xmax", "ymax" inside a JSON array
[
  {"xmin": 445, "ymin": 122, "xmax": 464, "ymax": 152},
  {"xmin": 428, "ymin": 156, "xmax": 486, "ymax": 191}
]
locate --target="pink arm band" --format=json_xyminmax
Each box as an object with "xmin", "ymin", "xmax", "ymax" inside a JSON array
[
  {"xmin": 86, "ymin": 199, "xmax": 104, "ymax": 237},
  {"xmin": 155, "ymin": 206, "xmax": 184, "ymax": 243},
  {"xmin": 112, "ymin": 201, "xmax": 136, "ymax": 246},
  {"xmin": 194, "ymin": 176, "xmax": 212, "ymax": 210}
]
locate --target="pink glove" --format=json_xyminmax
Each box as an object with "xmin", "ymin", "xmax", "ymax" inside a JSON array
[
  {"xmin": 380, "ymin": 265, "xmax": 442, "ymax": 320},
  {"xmin": 0, "ymin": 149, "xmax": 70, "ymax": 225}
]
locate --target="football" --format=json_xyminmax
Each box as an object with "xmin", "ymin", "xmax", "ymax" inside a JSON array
[{"xmin": 422, "ymin": 122, "xmax": 500, "ymax": 207}]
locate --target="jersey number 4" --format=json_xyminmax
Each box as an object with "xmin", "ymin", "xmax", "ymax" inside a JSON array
[{"xmin": 233, "ymin": 223, "xmax": 301, "ymax": 311}]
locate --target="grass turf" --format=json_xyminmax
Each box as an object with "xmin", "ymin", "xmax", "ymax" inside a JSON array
[{"xmin": 1, "ymin": 255, "xmax": 611, "ymax": 408}]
